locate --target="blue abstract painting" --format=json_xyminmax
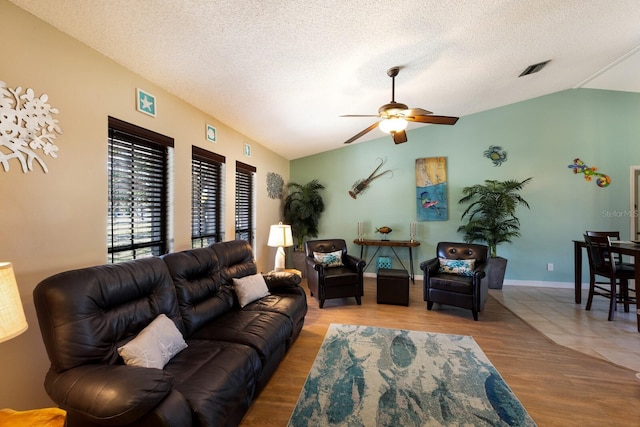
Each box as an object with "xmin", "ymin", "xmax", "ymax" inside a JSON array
[{"xmin": 415, "ymin": 157, "xmax": 448, "ymax": 221}]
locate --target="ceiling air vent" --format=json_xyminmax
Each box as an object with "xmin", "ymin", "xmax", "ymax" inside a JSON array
[{"xmin": 519, "ymin": 60, "xmax": 551, "ymax": 77}]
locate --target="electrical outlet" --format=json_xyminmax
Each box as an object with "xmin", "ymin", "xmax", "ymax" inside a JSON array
[{"xmin": 547, "ymin": 263, "xmax": 554, "ymax": 271}]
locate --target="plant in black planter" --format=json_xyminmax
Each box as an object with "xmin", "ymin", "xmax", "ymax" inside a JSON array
[
  {"xmin": 283, "ymin": 179, "xmax": 325, "ymax": 252},
  {"xmin": 457, "ymin": 177, "xmax": 532, "ymax": 289}
]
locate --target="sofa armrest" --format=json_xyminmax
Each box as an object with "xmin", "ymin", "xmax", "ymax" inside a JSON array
[
  {"xmin": 262, "ymin": 271, "xmax": 301, "ymax": 291},
  {"xmin": 45, "ymin": 364, "xmax": 175, "ymax": 426},
  {"xmin": 343, "ymin": 254, "xmax": 365, "ymax": 272},
  {"xmin": 420, "ymin": 257, "xmax": 439, "ymax": 276}
]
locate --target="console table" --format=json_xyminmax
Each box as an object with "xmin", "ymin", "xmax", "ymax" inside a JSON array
[{"xmin": 354, "ymin": 239, "xmax": 420, "ymax": 283}]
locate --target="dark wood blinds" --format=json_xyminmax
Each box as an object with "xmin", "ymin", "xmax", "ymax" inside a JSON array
[
  {"xmin": 235, "ymin": 161, "xmax": 256, "ymax": 243},
  {"xmin": 107, "ymin": 117, "xmax": 173, "ymax": 263},
  {"xmin": 192, "ymin": 146, "xmax": 225, "ymax": 248}
]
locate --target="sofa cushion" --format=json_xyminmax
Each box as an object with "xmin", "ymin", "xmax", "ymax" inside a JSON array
[
  {"xmin": 118, "ymin": 314, "xmax": 187, "ymax": 369},
  {"xmin": 321, "ymin": 267, "xmax": 359, "ymax": 287},
  {"xmin": 232, "ymin": 273, "xmax": 270, "ymax": 307},
  {"xmin": 166, "ymin": 340, "xmax": 261, "ymax": 427},
  {"xmin": 211, "ymin": 240, "xmax": 258, "ymax": 286},
  {"xmin": 162, "ymin": 247, "xmax": 235, "ymax": 337},
  {"xmin": 189, "ymin": 310, "xmax": 291, "ymax": 364},
  {"xmin": 430, "ymin": 275, "xmax": 474, "ymax": 294}
]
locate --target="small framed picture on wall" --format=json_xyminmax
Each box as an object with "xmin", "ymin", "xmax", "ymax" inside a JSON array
[
  {"xmin": 244, "ymin": 143, "xmax": 251, "ymax": 157},
  {"xmin": 136, "ymin": 88, "xmax": 156, "ymax": 117},
  {"xmin": 206, "ymin": 124, "xmax": 216, "ymax": 143}
]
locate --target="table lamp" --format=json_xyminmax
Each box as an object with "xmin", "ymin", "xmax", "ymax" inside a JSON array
[
  {"xmin": 0, "ymin": 262, "xmax": 28, "ymax": 343},
  {"xmin": 267, "ymin": 222, "xmax": 293, "ymax": 272}
]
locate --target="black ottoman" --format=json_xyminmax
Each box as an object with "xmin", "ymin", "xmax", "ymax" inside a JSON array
[{"xmin": 377, "ymin": 268, "xmax": 409, "ymax": 306}]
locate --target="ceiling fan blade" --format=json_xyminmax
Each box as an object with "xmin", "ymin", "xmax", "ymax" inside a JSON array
[
  {"xmin": 404, "ymin": 107, "xmax": 433, "ymax": 116},
  {"xmin": 392, "ymin": 130, "xmax": 407, "ymax": 144},
  {"xmin": 407, "ymin": 115, "xmax": 459, "ymax": 125},
  {"xmin": 343, "ymin": 122, "xmax": 381, "ymax": 144}
]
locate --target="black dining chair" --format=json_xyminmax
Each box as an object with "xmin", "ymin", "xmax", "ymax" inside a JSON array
[
  {"xmin": 583, "ymin": 234, "xmax": 636, "ymax": 320},
  {"xmin": 585, "ymin": 231, "xmax": 633, "ymax": 266}
]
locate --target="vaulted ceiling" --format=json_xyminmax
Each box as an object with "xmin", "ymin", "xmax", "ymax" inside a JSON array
[{"xmin": 9, "ymin": 0, "xmax": 640, "ymax": 159}]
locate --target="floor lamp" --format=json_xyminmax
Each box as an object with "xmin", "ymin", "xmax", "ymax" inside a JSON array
[{"xmin": 267, "ymin": 222, "xmax": 293, "ymax": 272}]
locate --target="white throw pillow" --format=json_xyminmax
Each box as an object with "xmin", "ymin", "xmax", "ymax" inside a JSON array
[
  {"xmin": 118, "ymin": 313, "xmax": 187, "ymax": 369},
  {"xmin": 233, "ymin": 273, "xmax": 270, "ymax": 307}
]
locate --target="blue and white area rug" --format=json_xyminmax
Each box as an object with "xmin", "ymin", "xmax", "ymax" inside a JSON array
[{"xmin": 288, "ymin": 324, "xmax": 537, "ymax": 426}]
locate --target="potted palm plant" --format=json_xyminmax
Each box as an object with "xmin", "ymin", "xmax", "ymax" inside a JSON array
[
  {"xmin": 457, "ymin": 177, "xmax": 532, "ymax": 289},
  {"xmin": 283, "ymin": 180, "xmax": 325, "ymax": 272}
]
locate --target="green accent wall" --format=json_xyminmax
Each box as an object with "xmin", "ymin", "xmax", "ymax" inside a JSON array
[{"xmin": 290, "ymin": 88, "xmax": 640, "ymax": 283}]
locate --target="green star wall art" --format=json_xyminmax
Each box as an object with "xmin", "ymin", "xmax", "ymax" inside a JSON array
[{"xmin": 136, "ymin": 88, "xmax": 156, "ymax": 117}]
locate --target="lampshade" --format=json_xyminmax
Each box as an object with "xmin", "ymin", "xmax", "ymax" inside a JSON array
[
  {"xmin": 379, "ymin": 117, "xmax": 408, "ymax": 134},
  {"xmin": 267, "ymin": 222, "xmax": 293, "ymax": 248},
  {"xmin": 0, "ymin": 262, "xmax": 28, "ymax": 343}
]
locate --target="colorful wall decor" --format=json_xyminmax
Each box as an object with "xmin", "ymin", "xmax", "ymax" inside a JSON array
[
  {"xmin": 0, "ymin": 81, "xmax": 62, "ymax": 173},
  {"xmin": 568, "ymin": 158, "xmax": 611, "ymax": 187},
  {"xmin": 416, "ymin": 157, "xmax": 448, "ymax": 221},
  {"xmin": 484, "ymin": 145, "xmax": 507, "ymax": 166}
]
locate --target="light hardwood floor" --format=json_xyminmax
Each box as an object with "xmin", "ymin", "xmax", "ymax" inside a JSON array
[{"xmin": 240, "ymin": 278, "xmax": 640, "ymax": 427}]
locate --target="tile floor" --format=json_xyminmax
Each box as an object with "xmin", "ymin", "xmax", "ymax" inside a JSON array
[{"xmin": 490, "ymin": 285, "xmax": 640, "ymax": 372}]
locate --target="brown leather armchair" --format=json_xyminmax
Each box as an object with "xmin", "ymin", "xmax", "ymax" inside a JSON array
[
  {"xmin": 305, "ymin": 239, "xmax": 365, "ymax": 308},
  {"xmin": 420, "ymin": 242, "xmax": 489, "ymax": 321}
]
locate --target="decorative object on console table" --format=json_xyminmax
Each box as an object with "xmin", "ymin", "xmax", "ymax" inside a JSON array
[
  {"xmin": 375, "ymin": 226, "xmax": 392, "ymax": 240},
  {"xmin": 267, "ymin": 222, "xmax": 293, "ymax": 272},
  {"xmin": 0, "ymin": 262, "xmax": 28, "ymax": 342},
  {"xmin": 409, "ymin": 222, "xmax": 416, "ymax": 243},
  {"xmin": 357, "ymin": 221, "xmax": 364, "ymax": 241}
]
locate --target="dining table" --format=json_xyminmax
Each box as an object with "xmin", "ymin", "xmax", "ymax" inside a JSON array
[{"xmin": 573, "ymin": 239, "xmax": 640, "ymax": 332}]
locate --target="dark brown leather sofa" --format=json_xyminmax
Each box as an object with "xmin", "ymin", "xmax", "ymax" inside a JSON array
[{"xmin": 33, "ymin": 240, "xmax": 307, "ymax": 427}]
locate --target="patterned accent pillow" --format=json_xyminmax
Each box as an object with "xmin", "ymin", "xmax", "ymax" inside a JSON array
[
  {"xmin": 118, "ymin": 314, "xmax": 188, "ymax": 369},
  {"xmin": 313, "ymin": 250, "xmax": 344, "ymax": 268},
  {"xmin": 438, "ymin": 258, "xmax": 476, "ymax": 276}
]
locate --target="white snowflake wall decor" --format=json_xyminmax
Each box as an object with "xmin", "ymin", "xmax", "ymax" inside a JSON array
[{"xmin": 0, "ymin": 81, "xmax": 63, "ymax": 173}]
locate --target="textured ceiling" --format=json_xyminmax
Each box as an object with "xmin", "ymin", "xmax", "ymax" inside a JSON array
[{"xmin": 9, "ymin": 0, "xmax": 640, "ymax": 159}]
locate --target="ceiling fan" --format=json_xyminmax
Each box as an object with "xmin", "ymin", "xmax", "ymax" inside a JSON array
[{"xmin": 341, "ymin": 66, "xmax": 459, "ymax": 145}]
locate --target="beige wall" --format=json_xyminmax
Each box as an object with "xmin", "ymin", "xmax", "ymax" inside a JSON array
[{"xmin": 0, "ymin": 1, "xmax": 289, "ymax": 409}]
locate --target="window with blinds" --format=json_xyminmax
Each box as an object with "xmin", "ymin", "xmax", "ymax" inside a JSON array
[
  {"xmin": 235, "ymin": 161, "xmax": 256, "ymax": 244},
  {"xmin": 192, "ymin": 146, "xmax": 225, "ymax": 248},
  {"xmin": 107, "ymin": 117, "xmax": 173, "ymax": 263}
]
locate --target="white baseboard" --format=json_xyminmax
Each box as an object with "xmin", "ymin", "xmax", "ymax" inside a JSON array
[
  {"xmin": 502, "ymin": 279, "xmax": 588, "ymax": 289},
  {"xmin": 365, "ymin": 272, "xmax": 589, "ymax": 290}
]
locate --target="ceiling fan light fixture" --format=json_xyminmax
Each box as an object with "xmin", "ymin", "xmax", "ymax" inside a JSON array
[{"xmin": 379, "ymin": 117, "xmax": 408, "ymax": 134}]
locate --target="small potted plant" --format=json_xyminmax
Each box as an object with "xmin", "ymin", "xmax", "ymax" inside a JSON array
[
  {"xmin": 283, "ymin": 179, "xmax": 326, "ymax": 272},
  {"xmin": 457, "ymin": 177, "xmax": 532, "ymax": 289}
]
